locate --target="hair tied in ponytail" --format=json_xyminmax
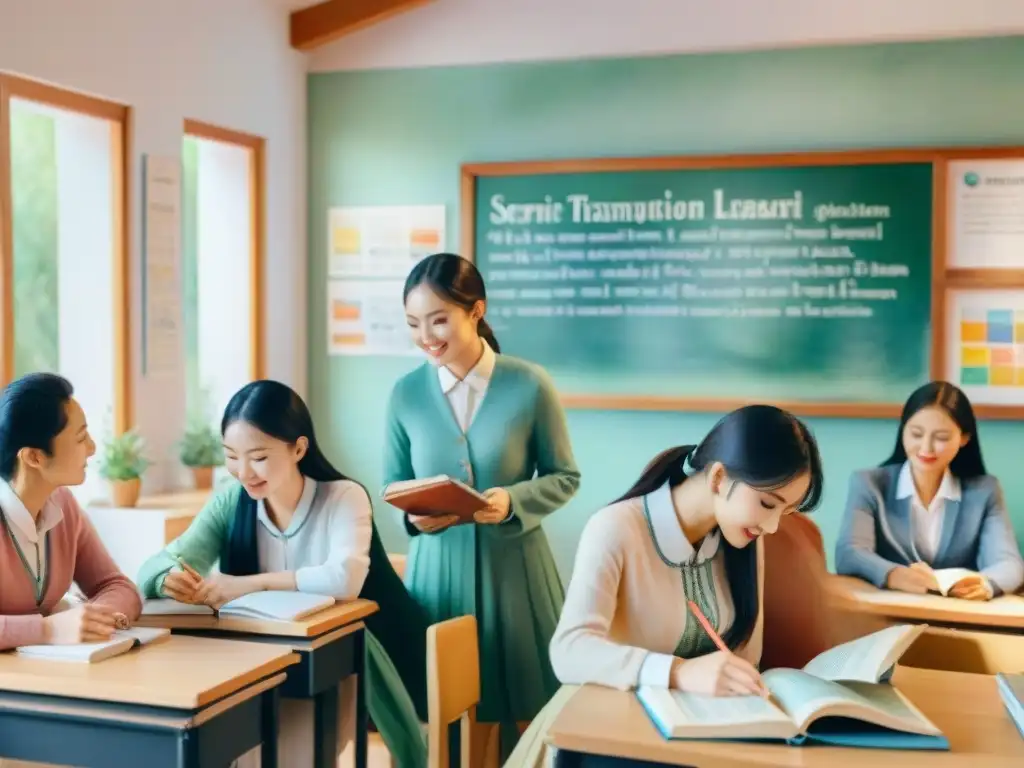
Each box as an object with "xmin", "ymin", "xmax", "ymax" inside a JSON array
[{"xmin": 681, "ymin": 448, "xmax": 699, "ymax": 477}]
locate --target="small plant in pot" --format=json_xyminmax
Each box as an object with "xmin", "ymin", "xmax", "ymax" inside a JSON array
[
  {"xmin": 99, "ymin": 429, "xmax": 150, "ymax": 508},
  {"xmin": 179, "ymin": 418, "xmax": 223, "ymax": 490}
]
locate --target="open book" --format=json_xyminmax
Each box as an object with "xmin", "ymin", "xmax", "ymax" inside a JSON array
[
  {"xmin": 382, "ymin": 475, "xmax": 488, "ymax": 523},
  {"xmin": 930, "ymin": 567, "xmax": 986, "ymax": 596},
  {"xmin": 143, "ymin": 591, "xmax": 335, "ymax": 622},
  {"xmin": 637, "ymin": 624, "xmax": 949, "ymax": 750},
  {"xmin": 16, "ymin": 626, "xmax": 170, "ymax": 664}
]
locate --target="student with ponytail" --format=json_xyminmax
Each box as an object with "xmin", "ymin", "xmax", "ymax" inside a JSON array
[
  {"xmin": 137, "ymin": 380, "xmax": 428, "ymax": 768},
  {"xmin": 385, "ymin": 252, "xmax": 580, "ymax": 761},
  {"xmin": 549, "ymin": 404, "xmax": 823, "ymax": 695}
]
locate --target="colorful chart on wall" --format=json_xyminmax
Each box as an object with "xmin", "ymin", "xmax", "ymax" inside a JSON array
[
  {"xmin": 946, "ymin": 289, "xmax": 1024, "ymax": 405},
  {"xmin": 948, "ymin": 159, "xmax": 1024, "ymax": 269},
  {"xmin": 327, "ymin": 205, "xmax": 446, "ymax": 279},
  {"xmin": 326, "ymin": 279, "xmax": 417, "ymax": 356}
]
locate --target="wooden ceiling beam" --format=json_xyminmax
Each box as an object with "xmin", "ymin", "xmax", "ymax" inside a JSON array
[{"xmin": 290, "ymin": 0, "xmax": 434, "ymax": 51}]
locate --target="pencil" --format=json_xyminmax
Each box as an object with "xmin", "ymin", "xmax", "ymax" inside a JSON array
[
  {"xmin": 686, "ymin": 599, "xmax": 768, "ymax": 698},
  {"xmin": 175, "ymin": 555, "xmax": 202, "ymax": 581}
]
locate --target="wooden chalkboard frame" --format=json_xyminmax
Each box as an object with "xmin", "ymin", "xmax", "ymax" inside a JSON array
[{"xmin": 461, "ymin": 147, "xmax": 1024, "ymax": 419}]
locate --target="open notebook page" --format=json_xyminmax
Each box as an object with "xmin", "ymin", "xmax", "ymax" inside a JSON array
[
  {"xmin": 637, "ymin": 686, "xmax": 796, "ymax": 739},
  {"xmin": 762, "ymin": 669, "xmax": 939, "ymax": 735},
  {"xmin": 800, "ymin": 624, "xmax": 924, "ymax": 683}
]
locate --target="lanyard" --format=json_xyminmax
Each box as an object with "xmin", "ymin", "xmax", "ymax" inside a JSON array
[{"xmin": 1, "ymin": 509, "xmax": 49, "ymax": 606}]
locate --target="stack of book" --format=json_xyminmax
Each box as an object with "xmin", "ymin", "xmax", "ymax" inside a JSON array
[{"xmin": 996, "ymin": 673, "xmax": 1024, "ymax": 739}]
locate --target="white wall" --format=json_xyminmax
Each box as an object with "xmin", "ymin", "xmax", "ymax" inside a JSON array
[
  {"xmin": 196, "ymin": 138, "xmax": 252, "ymax": 422},
  {"xmin": 0, "ymin": 0, "xmax": 307, "ymax": 490},
  {"xmin": 309, "ymin": 0, "xmax": 1024, "ymax": 71}
]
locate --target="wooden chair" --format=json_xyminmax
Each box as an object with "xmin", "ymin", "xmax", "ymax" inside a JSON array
[
  {"xmin": 761, "ymin": 513, "xmax": 846, "ymax": 669},
  {"xmin": 427, "ymin": 615, "xmax": 489, "ymax": 768}
]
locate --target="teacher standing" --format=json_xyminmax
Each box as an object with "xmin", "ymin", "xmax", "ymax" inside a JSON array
[{"xmin": 384, "ymin": 252, "xmax": 580, "ymax": 760}]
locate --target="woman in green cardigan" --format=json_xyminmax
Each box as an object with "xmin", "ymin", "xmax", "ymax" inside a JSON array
[
  {"xmin": 385, "ymin": 252, "xmax": 581, "ymax": 760},
  {"xmin": 137, "ymin": 380, "xmax": 428, "ymax": 768}
]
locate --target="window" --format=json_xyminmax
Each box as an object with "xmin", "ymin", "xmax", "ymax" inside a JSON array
[
  {"xmin": 0, "ymin": 74, "xmax": 130, "ymax": 502},
  {"xmin": 181, "ymin": 120, "xmax": 264, "ymax": 423}
]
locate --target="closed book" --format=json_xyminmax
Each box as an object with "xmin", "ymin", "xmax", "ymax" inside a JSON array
[
  {"xmin": 16, "ymin": 626, "xmax": 171, "ymax": 663},
  {"xmin": 382, "ymin": 475, "xmax": 488, "ymax": 522}
]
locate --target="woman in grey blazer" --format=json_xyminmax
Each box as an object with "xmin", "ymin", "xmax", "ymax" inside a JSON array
[{"xmin": 835, "ymin": 381, "xmax": 1024, "ymax": 598}]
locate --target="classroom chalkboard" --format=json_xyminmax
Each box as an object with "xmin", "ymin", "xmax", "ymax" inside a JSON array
[{"xmin": 463, "ymin": 153, "xmax": 936, "ymax": 416}]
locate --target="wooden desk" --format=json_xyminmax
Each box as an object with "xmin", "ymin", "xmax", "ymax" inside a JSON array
[
  {"xmin": 548, "ymin": 666, "xmax": 1024, "ymax": 767},
  {"xmin": 137, "ymin": 599, "xmax": 379, "ymax": 768},
  {"xmin": 827, "ymin": 575, "xmax": 1024, "ymax": 631},
  {"xmin": 0, "ymin": 634, "xmax": 297, "ymax": 768}
]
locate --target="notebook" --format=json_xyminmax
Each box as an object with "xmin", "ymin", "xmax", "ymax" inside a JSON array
[
  {"xmin": 637, "ymin": 624, "xmax": 949, "ymax": 750},
  {"xmin": 381, "ymin": 475, "xmax": 488, "ymax": 523},
  {"xmin": 15, "ymin": 626, "xmax": 171, "ymax": 663},
  {"xmin": 219, "ymin": 591, "xmax": 335, "ymax": 621},
  {"xmin": 141, "ymin": 598, "xmax": 215, "ymax": 615},
  {"xmin": 996, "ymin": 673, "xmax": 1024, "ymax": 739},
  {"xmin": 142, "ymin": 591, "xmax": 335, "ymax": 621}
]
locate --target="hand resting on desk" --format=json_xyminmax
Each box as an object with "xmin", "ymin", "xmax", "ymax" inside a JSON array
[
  {"xmin": 908, "ymin": 562, "xmax": 993, "ymax": 601},
  {"xmin": 886, "ymin": 565, "xmax": 934, "ymax": 594},
  {"xmin": 45, "ymin": 602, "xmax": 119, "ymax": 644}
]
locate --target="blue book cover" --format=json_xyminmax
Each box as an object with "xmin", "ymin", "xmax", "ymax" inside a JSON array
[{"xmin": 996, "ymin": 673, "xmax": 1024, "ymax": 739}]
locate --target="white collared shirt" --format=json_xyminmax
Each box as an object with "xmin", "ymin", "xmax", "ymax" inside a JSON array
[
  {"xmin": 896, "ymin": 461, "xmax": 961, "ymax": 563},
  {"xmin": 438, "ymin": 340, "xmax": 496, "ymax": 435},
  {"xmin": 255, "ymin": 476, "xmax": 373, "ymax": 599},
  {"xmin": 0, "ymin": 479, "xmax": 63, "ymax": 579}
]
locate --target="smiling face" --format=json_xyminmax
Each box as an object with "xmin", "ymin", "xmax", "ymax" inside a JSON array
[
  {"xmin": 902, "ymin": 405, "xmax": 967, "ymax": 476},
  {"xmin": 26, "ymin": 397, "xmax": 96, "ymax": 487},
  {"xmin": 404, "ymin": 284, "xmax": 483, "ymax": 369},
  {"xmin": 707, "ymin": 463, "xmax": 811, "ymax": 549},
  {"xmin": 222, "ymin": 420, "xmax": 307, "ymax": 500}
]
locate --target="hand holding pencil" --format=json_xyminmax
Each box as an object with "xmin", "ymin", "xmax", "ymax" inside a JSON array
[
  {"xmin": 160, "ymin": 555, "xmax": 207, "ymax": 604},
  {"xmin": 669, "ymin": 600, "xmax": 768, "ymax": 698}
]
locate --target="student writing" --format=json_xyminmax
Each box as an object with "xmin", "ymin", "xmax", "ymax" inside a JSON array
[
  {"xmin": 549, "ymin": 404, "xmax": 823, "ymax": 694},
  {"xmin": 384, "ymin": 253, "xmax": 580, "ymax": 761},
  {"xmin": 835, "ymin": 381, "xmax": 1024, "ymax": 599},
  {"xmin": 137, "ymin": 380, "xmax": 428, "ymax": 768},
  {"xmin": 0, "ymin": 374, "xmax": 140, "ymax": 650}
]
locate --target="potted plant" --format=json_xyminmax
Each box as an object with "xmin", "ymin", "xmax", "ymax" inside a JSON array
[
  {"xmin": 179, "ymin": 418, "xmax": 223, "ymax": 490},
  {"xmin": 98, "ymin": 428, "xmax": 150, "ymax": 507}
]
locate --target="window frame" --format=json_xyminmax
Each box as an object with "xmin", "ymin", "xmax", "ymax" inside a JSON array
[
  {"xmin": 183, "ymin": 119, "xmax": 266, "ymax": 382},
  {"xmin": 0, "ymin": 73, "xmax": 132, "ymax": 433}
]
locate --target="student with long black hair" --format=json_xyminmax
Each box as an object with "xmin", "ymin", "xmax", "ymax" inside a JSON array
[
  {"xmin": 548, "ymin": 404, "xmax": 823, "ymax": 695},
  {"xmin": 137, "ymin": 380, "xmax": 428, "ymax": 768},
  {"xmin": 836, "ymin": 381, "xmax": 1024, "ymax": 599}
]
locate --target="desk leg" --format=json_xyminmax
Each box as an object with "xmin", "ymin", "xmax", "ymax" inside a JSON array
[
  {"xmin": 313, "ymin": 685, "xmax": 340, "ymax": 768},
  {"xmin": 260, "ymin": 687, "xmax": 280, "ymax": 768},
  {"xmin": 354, "ymin": 629, "xmax": 367, "ymax": 768}
]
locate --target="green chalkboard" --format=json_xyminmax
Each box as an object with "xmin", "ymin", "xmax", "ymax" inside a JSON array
[{"xmin": 465, "ymin": 155, "xmax": 935, "ymax": 413}]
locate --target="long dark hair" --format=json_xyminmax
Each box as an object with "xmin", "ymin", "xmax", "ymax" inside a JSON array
[
  {"xmin": 403, "ymin": 252, "xmax": 500, "ymax": 353},
  {"xmin": 882, "ymin": 381, "xmax": 986, "ymax": 479},
  {"xmin": 614, "ymin": 404, "xmax": 823, "ymax": 650},
  {"xmin": 219, "ymin": 380, "xmax": 353, "ymax": 575},
  {"xmin": 0, "ymin": 373, "xmax": 75, "ymax": 481}
]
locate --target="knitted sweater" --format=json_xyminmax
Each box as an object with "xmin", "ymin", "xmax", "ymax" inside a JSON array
[{"xmin": 0, "ymin": 487, "xmax": 141, "ymax": 649}]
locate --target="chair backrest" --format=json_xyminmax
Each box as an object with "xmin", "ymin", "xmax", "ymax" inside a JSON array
[
  {"xmin": 761, "ymin": 513, "xmax": 836, "ymax": 669},
  {"xmin": 427, "ymin": 615, "xmax": 480, "ymax": 768}
]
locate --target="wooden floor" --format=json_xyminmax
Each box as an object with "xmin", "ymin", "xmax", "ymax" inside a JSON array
[{"xmin": 339, "ymin": 733, "xmax": 392, "ymax": 767}]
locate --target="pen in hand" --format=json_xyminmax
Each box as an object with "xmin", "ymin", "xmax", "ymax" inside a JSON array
[
  {"xmin": 175, "ymin": 555, "xmax": 203, "ymax": 581},
  {"xmin": 687, "ymin": 599, "xmax": 769, "ymax": 698}
]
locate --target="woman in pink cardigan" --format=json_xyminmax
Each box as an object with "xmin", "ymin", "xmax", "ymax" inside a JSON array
[{"xmin": 0, "ymin": 373, "xmax": 141, "ymax": 650}]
